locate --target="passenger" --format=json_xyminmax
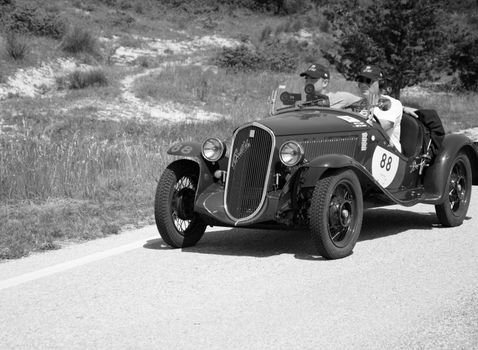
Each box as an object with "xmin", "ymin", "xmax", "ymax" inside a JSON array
[
  {"xmin": 355, "ymin": 65, "xmax": 403, "ymax": 152},
  {"xmin": 299, "ymin": 63, "xmax": 361, "ymax": 108}
]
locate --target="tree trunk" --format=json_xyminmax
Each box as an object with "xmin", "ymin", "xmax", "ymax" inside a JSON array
[{"xmin": 387, "ymin": 81, "xmax": 400, "ymax": 100}]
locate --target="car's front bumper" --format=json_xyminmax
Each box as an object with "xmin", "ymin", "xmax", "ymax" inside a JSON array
[{"xmin": 194, "ymin": 183, "xmax": 283, "ymax": 227}]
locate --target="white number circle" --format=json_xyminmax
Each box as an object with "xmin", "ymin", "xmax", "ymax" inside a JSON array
[{"xmin": 371, "ymin": 146, "xmax": 399, "ymax": 188}]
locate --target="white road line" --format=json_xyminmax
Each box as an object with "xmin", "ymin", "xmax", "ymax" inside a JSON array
[
  {"xmin": 0, "ymin": 235, "xmax": 158, "ymax": 291},
  {"xmin": 0, "ymin": 226, "xmax": 231, "ymax": 291}
]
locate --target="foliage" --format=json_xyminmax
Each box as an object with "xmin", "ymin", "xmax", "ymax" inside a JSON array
[
  {"xmin": 214, "ymin": 42, "xmax": 298, "ymax": 73},
  {"xmin": 449, "ymin": 33, "xmax": 478, "ymax": 91},
  {"xmin": 60, "ymin": 26, "xmax": 99, "ymax": 56},
  {"xmin": 65, "ymin": 68, "xmax": 109, "ymax": 89},
  {"xmin": 108, "ymin": 10, "xmax": 136, "ymax": 27},
  {"xmin": 5, "ymin": 32, "xmax": 29, "ymax": 60},
  {"xmin": 4, "ymin": 3, "xmax": 66, "ymax": 39},
  {"xmin": 322, "ymin": 0, "xmax": 448, "ymax": 98}
]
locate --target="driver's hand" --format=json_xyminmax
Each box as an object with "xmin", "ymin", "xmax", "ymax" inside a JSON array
[{"xmin": 403, "ymin": 106, "xmax": 419, "ymax": 118}]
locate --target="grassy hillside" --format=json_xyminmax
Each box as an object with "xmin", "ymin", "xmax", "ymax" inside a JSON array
[{"xmin": 1, "ymin": 0, "xmax": 477, "ymax": 259}]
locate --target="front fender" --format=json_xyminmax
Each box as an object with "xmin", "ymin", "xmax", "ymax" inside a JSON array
[
  {"xmin": 166, "ymin": 141, "xmax": 218, "ymax": 194},
  {"xmin": 167, "ymin": 141, "xmax": 202, "ymax": 157},
  {"xmin": 423, "ymin": 133, "xmax": 478, "ymax": 203},
  {"xmin": 301, "ymin": 154, "xmax": 370, "ymax": 188}
]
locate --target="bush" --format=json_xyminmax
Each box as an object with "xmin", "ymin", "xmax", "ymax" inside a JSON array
[
  {"xmin": 5, "ymin": 32, "xmax": 29, "ymax": 60},
  {"xmin": 261, "ymin": 39, "xmax": 298, "ymax": 72},
  {"xmin": 67, "ymin": 68, "xmax": 108, "ymax": 89},
  {"xmin": 5, "ymin": 4, "xmax": 66, "ymax": 39},
  {"xmin": 282, "ymin": 0, "xmax": 312, "ymax": 14},
  {"xmin": 214, "ymin": 45, "xmax": 265, "ymax": 72},
  {"xmin": 108, "ymin": 10, "xmax": 135, "ymax": 27},
  {"xmin": 259, "ymin": 25, "xmax": 272, "ymax": 42},
  {"xmin": 450, "ymin": 34, "xmax": 478, "ymax": 91},
  {"xmin": 214, "ymin": 42, "xmax": 298, "ymax": 73},
  {"xmin": 60, "ymin": 26, "xmax": 99, "ymax": 56}
]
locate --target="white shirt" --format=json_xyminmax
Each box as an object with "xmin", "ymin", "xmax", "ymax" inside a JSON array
[{"xmin": 373, "ymin": 95, "xmax": 402, "ymax": 152}]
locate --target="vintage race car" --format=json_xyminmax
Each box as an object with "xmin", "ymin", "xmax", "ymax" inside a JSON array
[{"xmin": 154, "ymin": 80, "xmax": 478, "ymax": 259}]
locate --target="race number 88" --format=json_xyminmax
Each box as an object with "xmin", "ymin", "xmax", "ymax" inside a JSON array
[
  {"xmin": 380, "ymin": 153, "xmax": 393, "ymax": 171},
  {"xmin": 170, "ymin": 144, "xmax": 193, "ymax": 154}
]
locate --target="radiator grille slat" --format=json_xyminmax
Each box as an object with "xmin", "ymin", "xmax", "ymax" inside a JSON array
[
  {"xmin": 226, "ymin": 125, "xmax": 273, "ymax": 220},
  {"xmin": 301, "ymin": 136, "xmax": 358, "ymax": 158}
]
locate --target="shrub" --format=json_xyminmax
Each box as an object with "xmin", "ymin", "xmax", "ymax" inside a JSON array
[
  {"xmin": 108, "ymin": 10, "xmax": 135, "ymax": 27},
  {"xmin": 280, "ymin": 0, "xmax": 313, "ymax": 14},
  {"xmin": 214, "ymin": 45, "xmax": 265, "ymax": 72},
  {"xmin": 67, "ymin": 68, "xmax": 108, "ymax": 89},
  {"xmin": 450, "ymin": 34, "xmax": 478, "ymax": 91},
  {"xmin": 5, "ymin": 32, "xmax": 29, "ymax": 60},
  {"xmin": 5, "ymin": 4, "xmax": 66, "ymax": 39},
  {"xmin": 260, "ymin": 39, "xmax": 298, "ymax": 72},
  {"xmin": 214, "ymin": 42, "xmax": 298, "ymax": 73},
  {"xmin": 97, "ymin": 0, "xmax": 117, "ymax": 6},
  {"xmin": 60, "ymin": 26, "xmax": 99, "ymax": 56},
  {"xmin": 259, "ymin": 25, "xmax": 272, "ymax": 42}
]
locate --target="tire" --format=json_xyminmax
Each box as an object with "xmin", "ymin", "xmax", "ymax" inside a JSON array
[
  {"xmin": 154, "ymin": 162, "xmax": 206, "ymax": 248},
  {"xmin": 309, "ymin": 170, "xmax": 363, "ymax": 259},
  {"xmin": 435, "ymin": 153, "xmax": 472, "ymax": 227}
]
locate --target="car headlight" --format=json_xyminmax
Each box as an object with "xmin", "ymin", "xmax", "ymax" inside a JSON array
[
  {"xmin": 201, "ymin": 138, "xmax": 225, "ymax": 162},
  {"xmin": 279, "ymin": 141, "xmax": 304, "ymax": 167}
]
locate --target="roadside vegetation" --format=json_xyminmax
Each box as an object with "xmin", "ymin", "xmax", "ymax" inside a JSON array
[{"xmin": 1, "ymin": 0, "xmax": 477, "ymax": 259}]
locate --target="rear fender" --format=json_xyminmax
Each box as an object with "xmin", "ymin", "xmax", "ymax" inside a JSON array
[{"xmin": 423, "ymin": 134, "xmax": 478, "ymax": 203}]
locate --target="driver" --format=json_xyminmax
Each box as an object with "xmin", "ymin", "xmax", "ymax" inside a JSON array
[{"xmin": 356, "ymin": 65, "xmax": 403, "ymax": 152}]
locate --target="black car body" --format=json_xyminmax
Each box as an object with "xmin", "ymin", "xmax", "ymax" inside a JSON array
[{"xmin": 154, "ymin": 83, "xmax": 478, "ymax": 259}]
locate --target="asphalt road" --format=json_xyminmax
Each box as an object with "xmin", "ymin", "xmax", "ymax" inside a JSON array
[{"xmin": 1, "ymin": 190, "xmax": 477, "ymax": 350}]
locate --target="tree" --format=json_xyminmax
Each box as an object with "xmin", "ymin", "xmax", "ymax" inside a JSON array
[
  {"xmin": 450, "ymin": 33, "xmax": 478, "ymax": 91},
  {"xmin": 322, "ymin": 0, "xmax": 447, "ymax": 98}
]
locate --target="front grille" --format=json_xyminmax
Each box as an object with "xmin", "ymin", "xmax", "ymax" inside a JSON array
[
  {"xmin": 225, "ymin": 124, "xmax": 274, "ymax": 221},
  {"xmin": 301, "ymin": 136, "xmax": 358, "ymax": 158}
]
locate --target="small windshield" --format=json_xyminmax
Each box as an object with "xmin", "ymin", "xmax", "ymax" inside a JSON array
[{"xmin": 269, "ymin": 78, "xmax": 330, "ymax": 115}]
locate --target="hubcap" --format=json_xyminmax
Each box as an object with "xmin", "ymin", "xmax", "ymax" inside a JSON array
[
  {"xmin": 448, "ymin": 162, "xmax": 467, "ymax": 212},
  {"xmin": 328, "ymin": 183, "xmax": 355, "ymax": 246},
  {"xmin": 171, "ymin": 176, "xmax": 196, "ymax": 233}
]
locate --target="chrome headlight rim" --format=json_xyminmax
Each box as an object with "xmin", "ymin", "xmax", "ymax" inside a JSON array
[
  {"xmin": 279, "ymin": 140, "xmax": 304, "ymax": 167},
  {"xmin": 201, "ymin": 137, "xmax": 225, "ymax": 162}
]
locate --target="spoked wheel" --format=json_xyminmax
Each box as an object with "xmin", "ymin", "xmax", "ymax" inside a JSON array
[
  {"xmin": 435, "ymin": 153, "xmax": 472, "ymax": 227},
  {"xmin": 309, "ymin": 170, "xmax": 363, "ymax": 259},
  {"xmin": 154, "ymin": 162, "xmax": 206, "ymax": 248}
]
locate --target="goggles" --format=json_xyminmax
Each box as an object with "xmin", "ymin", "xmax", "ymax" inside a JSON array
[{"xmin": 357, "ymin": 76, "xmax": 373, "ymax": 85}]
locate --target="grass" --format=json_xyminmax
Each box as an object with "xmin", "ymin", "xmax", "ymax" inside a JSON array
[
  {"xmin": 133, "ymin": 65, "xmax": 288, "ymax": 125},
  {"xmin": 5, "ymin": 32, "xmax": 29, "ymax": 61},
  {"xmin": 0, "ymin": 92, "xmax": 242, "ymax": 259},
  {"xmin": 401, "ymin": 92, "xmax": 478, "ymax": 133}
]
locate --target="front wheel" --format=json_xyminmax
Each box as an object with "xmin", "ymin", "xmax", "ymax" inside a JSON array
[
  {"xmin": 154, "ymin": 162, "xmax": 206, "ymax": 248},
  {"xmin": 309, "ymin": 170, "xmax": 363, "ymax": 259},
  {"xmin": 435, "ymin": 153, "xmax": 472, "ymax": 227}
]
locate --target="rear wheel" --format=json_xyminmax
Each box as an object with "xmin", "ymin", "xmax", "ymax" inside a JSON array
[
  {"xmin": 309, "ymin": 170, "xmax": 363, "ymax": 259},
  {"xmin": 435, "ymin": 153, "xmax": 472, "ymax": 227},
  {"xmin": 154, "ymin": 162, "xmax": 206, "ymax": 248}
]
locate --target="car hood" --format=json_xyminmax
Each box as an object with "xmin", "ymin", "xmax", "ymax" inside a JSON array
[{"xmin": 258, "ymin": 109, "xmax": 370, "ymax": 136}]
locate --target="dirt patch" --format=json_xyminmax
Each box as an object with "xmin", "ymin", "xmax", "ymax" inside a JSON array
[
  {"xmin": 0, "ymin": 34, "xmax": 238, "ymax": 123},
  {"xmin": 0, "ymin": 59, "xmax": 90, "ymax": 100}
]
